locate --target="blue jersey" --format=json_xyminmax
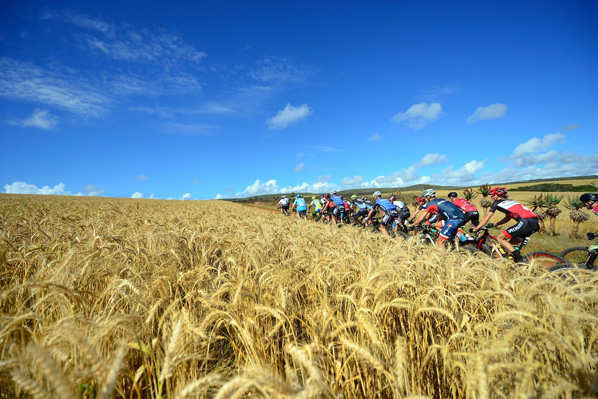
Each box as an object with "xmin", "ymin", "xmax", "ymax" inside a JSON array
[
  {"xmin": 374, "ymin": 198, "xmax": 397, "ymax": 214},
  {"xmin": 294, "ymin": 198, "xmax": 307, "ymax": 212},
  {"xmin": 330, "ymin": 195, "xmax": 344, "ymax": 207},
  {"xmin": 423, "ymin": 199, "xmax": 464, "ymax": 220}
]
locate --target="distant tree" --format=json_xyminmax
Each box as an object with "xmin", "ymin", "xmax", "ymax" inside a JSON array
[
  {"xmin": 564, "ymin": 196, "xmax": 589, "ymax": 238},
  {"xmin": 410, "ymin": 193, "xmax": 420, "ymax": 208},
  {"xmin": 545, "ymin": 194, "xmax": 564, "ymax": 236},
  {"xmin": 477, "ymin": 184, "xmax": 492, "ymax": 214},
  {"xmin": 461, "ymin": 188, "xmax": 478, "ymax": 201},
  {"xmin": 526, "ymin": 194, "xmax": 547, "ymax": 234}
]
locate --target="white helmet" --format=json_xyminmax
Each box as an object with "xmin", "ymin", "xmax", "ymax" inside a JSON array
[
  {"xmin": 330, "ymin": 190, "xmax": 337, "ymax": 195},
  {"xmin": 282, "ymin": 195, "xmax": 287, "ymax": 199},
  {"xmin": 373, "ymin": 191, "xmax": 382, "ymax": 197},
  {"xmin": 422, "ymin": 189, "xmax": 435, "ymax": 197}
]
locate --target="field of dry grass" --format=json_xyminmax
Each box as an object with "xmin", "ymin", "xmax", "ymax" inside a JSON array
[{"xmin": 1, "ymin": 194, "xmax": 597, "ymax": 399}]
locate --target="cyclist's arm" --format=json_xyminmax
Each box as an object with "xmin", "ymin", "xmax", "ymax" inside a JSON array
[
  {"xmin": 494, "ymin": 215, "xmax": 511, "ymax": 227},
  {"xmin": 473, "ymin": 210, "xmax": 495, "ymax": 231},
  {"xmin": 412, "ymin": 209, "xmax": 430, "ymax": 225}
]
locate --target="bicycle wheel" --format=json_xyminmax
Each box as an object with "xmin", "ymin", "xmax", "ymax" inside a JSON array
[
  {"xmin": 394, "ymin": 231, "xmax": 409, "ymax": 240},
  {"xmin": 524, "ymin": 251, "xmax": 568, "ymax": 270},
  {"xmin": 559, "ymin": 246, "xmax": 588, "ymax": 265},
  {"xmin": 418, "ymin": 233, "xmax": 435, "ymax": 246}
]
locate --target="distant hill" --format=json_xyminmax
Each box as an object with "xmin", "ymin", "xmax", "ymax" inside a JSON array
[{"xmin": 224, "ymin": 175, "xmax": 598, "ymax": 203}]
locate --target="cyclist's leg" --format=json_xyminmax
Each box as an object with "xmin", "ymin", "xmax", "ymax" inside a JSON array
[
  {"xmin": 438, "ymin": 218, "xmax": 461, "ymax": 250},
  {"xmin": 503, "ymin": 218, "xmax": 539, "ymax": 261}
]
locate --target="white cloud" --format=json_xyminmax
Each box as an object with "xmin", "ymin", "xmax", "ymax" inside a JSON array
[
  {"xmin": 9, "ymin": 109, "xmax": 60, "ymax": 130},
  {"xmin": 341, "ymin": 176, "xmax": 363, "ymax": 186},
  {"xmin": 45, "ymin": 12, "xmax": 207, "ymax": 65},
  {"xmin": 466, "ymin": 103, "xmax": 507, "ymax": 123},
  {"xmin": 0, "ymin": 57, "xmax": 112, "ymax": 116},
  {"xmin": 132, "ymin": 192, "xmax": 143, "ymax": 199},
  {"xmin": 439, "ymin": 160, "xmax": 487, "ymax": 185},
  {"xmin": 249, "ymin": 56, "xmax": 310, "ymax": 84},
  {"xmin": 215, "ymin": 194, "xmax": 224, "ymax": 199},
  {"xmin": 3, "ymin": 181, "xmax": 79, "ymax": 195},
  {"xmin": 417, "ymin": 153, "xmax": 447, "ymax": 167},
  {"xmin": 180, "ymin": 193, "xmax": 191, "ymax": 200},
  {"xmin": 236, "ymin": 179, "xmax": 279, "ymax": 197},
  {"xmin": 368, "ymin": 133, "xmax": 383, "ymax": 141},
  {"xmin": 294, "ymin": 162, "xmax": 305, "ymax": 172},
  {"xmin": 266, "ymin": 103, "xmax": 312, "ymax": 130},
  {"xmin": 136, "ymin": 175, "xmax": 148, "ymax": 181},
  {"xmin": 391, "ymin": 102, "xmax": 442, "ymax": 129},
  {"xmin": 511, "ymin": 133, "xmax": 566, "ymax": 158},
  {"xmin": 316, "ymin": 175, "xmax": 332, "ymax": 182},
  {"xmin": 83, "ymin": 185, "xmax": 104, "ymax": 196}
]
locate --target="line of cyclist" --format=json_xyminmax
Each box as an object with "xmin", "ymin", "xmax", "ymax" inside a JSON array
[{"xmin": 281, "ymin": 189, "xmax": 598, "ymax": 264}]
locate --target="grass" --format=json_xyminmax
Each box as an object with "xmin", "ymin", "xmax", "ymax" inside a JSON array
[{"xmin": 1, "ymin": 193, "xmax": 597, "ymax": 398}]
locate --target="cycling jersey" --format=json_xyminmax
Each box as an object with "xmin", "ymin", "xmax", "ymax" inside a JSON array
[
  {"xmin": 278, "ymin": 198, "xmax": 290, "ymax": 208},
  {"xmin": 294, "ymin": 198, "xmax": 307, "ymax": 212},
  {"xmin": 393, "ymin": 201, "xmax": 407, "ymax": 210},
  {"xmin": 373, "ymin": 198, "xmax": 397, "ymax": 214},
  {"xmin": 330, "ymin": 195, "xmax": 345, "ymax": 207},
  {"xmin": 423, "ymin": 199, "xmax": 464, "ymax": 220},
  {"xmin": 310, "ymin": 200, "xmax": 322, "ymax": 211},
  {"xmin": 351, "ymin": 199, "xmax": 368, "ymax": 210},
  {"xmin": 593, "ymin": 203, "xmax": 598, "ymax": 216},
  {"xmin": 452, "ymin": 198, "xmax": 478, "ymax": 213},
  {"xmin": 490, "ymin": 199, "xmax": 536, "ymax": 221}
]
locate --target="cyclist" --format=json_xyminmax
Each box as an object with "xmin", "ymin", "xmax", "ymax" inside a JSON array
[
  {"xmin": 447, "ymin": 192, "xmax": 479, "ymax": 228},
  {"xmin": 309, "ymin": 195, "xmax": 323, "ymax": 221},
  {"xmin": 366, "ymin": 191, "xmax": 398, "ymax": 235},
  {"xmin": 411, "ymin": 189, "xmax": 465, "ymax": 249},
  {"xmin": 350, "ymin": 194, "xmax": 369, "ymax": 225},
  {"xmin": 580, "ymin": 193, "xmax": 598, "ymax": 240},
  {"xmin": 277, "ymin": 195, "xmax": 290, "ymax": 215},
  {"xmin": 322, "ymin": 190, "xmax": 346, "ymax": 225},
  {"xmin": 473, "ymin": 187, "xmax": 539, "ymax": 262},
  {"xmin": 390, "ymin": 195, "xmax": 411, "ymax": 233},
  {"xmin": 293, "ymin": 194, "xmax": 307, "ymax": 219}
]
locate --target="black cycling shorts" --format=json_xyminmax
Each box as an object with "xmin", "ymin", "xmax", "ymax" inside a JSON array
[
  {"xmin": 382, "ymin": 210, "xmax": 399, "ymax": 226},
  {"xmin": 461, "ymin": 211, "xmax": 479, "ymax": 227},
  {"xmin": 504, "ymin": 218, "xmax": 539, "ymax": 239}
]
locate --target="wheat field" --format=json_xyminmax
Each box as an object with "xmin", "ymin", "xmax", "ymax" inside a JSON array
[{"xmin": 1, "ymin": 194, "xmax": 597, "ymax": 399}]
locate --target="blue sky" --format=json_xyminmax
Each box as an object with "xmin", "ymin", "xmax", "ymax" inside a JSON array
[{"xmin": 1, "ymin": 1, "xmax": 597, "ymax": 200}]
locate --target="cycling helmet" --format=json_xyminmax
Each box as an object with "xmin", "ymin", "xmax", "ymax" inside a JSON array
[
  {"xmin": 448, "ymin": 192, "xmax": 458, "ymax": 198},
  {"xmin": 373, "ymin": 191, "xmax": 382, "ymax": 197},
  {"xmin": 389, "ymin": 195, "xmax": 397, "ymax": 202},
  {"xmin": 416, "ymin": 196, "xmax": 425, "ymax": 204},
  {"xmin": 489, "ymin": 187, "xmax": 507, "ymax": 197},
  {"xmin": 362, "ymin": 196, "xmax": 368, "ymax": 201},
  {"xmin": 330, "ymin": 190, "xmax": 337, "ymax": 195},
  {"xmin": 580, "ymin": 193, "xmax": 598, "ymax": 203},
  {"xmin": 422, "ymin": 189, "xmax": 435, "ymax": 197},
  {"xmin": 312, "ymin": 196, "xmax": 317, "ymax": 200},
  {"xmin": 296, "ymin": 194, "xmax": 302, "ymax": 198},
  {"xmin": 351, "ymin": 194, "xmax": 358, "ymax": 200},
  {"xmin": 282, "ymin": 195, "xmax": 287, "ymax": 199}
]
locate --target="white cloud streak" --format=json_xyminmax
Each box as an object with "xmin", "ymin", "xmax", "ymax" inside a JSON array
[
  {"xmin": 8, "ymin": 109, "xmax": 60, "ymax": 130},
  {"xmin": 391, "ymin": 102, "xmax": 442, "ymax": 129},
  {"xmin": 266, "ymin": 103, "xmax": 313, "ymax": 130},
  {"xmin": 466, "ymin": 103, "xmax": 507, "ymax": 123}
]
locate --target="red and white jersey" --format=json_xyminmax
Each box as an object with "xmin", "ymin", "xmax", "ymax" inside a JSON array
[
  {"xmin": 490, "ymin": 199, "xmax": 536, "ymax": 221},
  {"xmin": 452, "ymin": 198, "xmax": 478, "ymax": 213},
  {"xmin": 593, "ymin": 203, "xmax": 598, "ymax": 216}
]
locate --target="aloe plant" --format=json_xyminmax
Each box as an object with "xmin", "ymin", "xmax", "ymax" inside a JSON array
[{"xmin": 564, "ymin": 196, "xmax": 589, "ymax": 238}]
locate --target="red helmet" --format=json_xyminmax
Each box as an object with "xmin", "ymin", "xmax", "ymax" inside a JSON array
[
  {"xmin": 389, "ymin": 195, "xmax": 397, "ymax": 201},
  {"xmin": 416, "ymin": 196, "xmax": 424, "ymax": 204},
  {"xmin": 489, "ymin": 187, "xmax": 507, "ymax": 197}
]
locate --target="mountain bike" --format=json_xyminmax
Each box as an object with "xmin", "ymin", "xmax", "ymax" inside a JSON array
[
  {"xmin": 463, "ymin": 224, "xmax": 567, "ymax": 268},
  {"xmin": 549, "ymin": 236, "xmax": 597, "ymax": 278},
  {"xmin": 409, "ymin": 225, "xmax": 485, "ymax": 255}
]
